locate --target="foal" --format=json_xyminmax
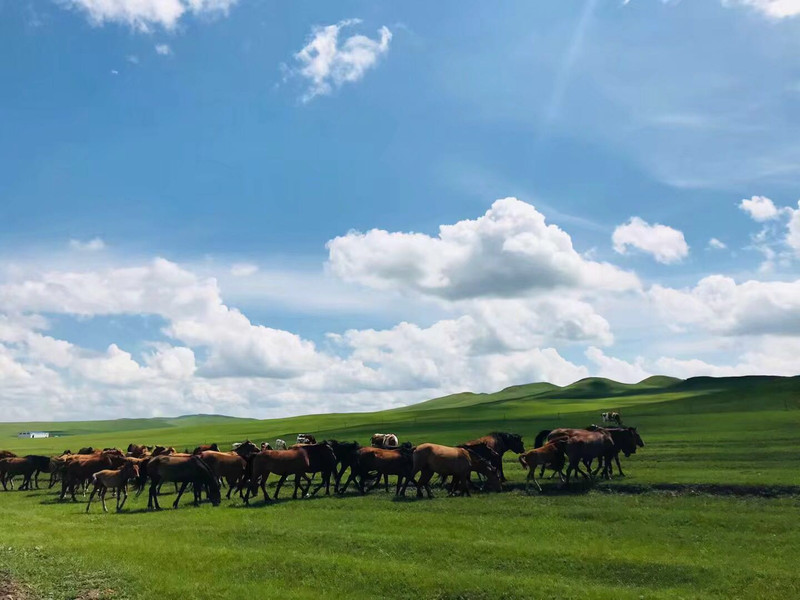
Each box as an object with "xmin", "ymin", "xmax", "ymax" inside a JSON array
[
  {"xmin": 518, "ymin": 442, "xmax": 565, "ymax": 492},
  {"xmin": 86, "ymin": 460, "xmax": 140, "ymax": 513}
]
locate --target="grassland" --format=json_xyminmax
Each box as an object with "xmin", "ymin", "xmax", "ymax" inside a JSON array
[{"xmin": 1, "ymin": 375, "xmax": 799, "ymax": 599}]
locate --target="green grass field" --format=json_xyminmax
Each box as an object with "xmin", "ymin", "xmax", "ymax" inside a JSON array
[{"xmin": 1, "ymin": 375, "xmax": 799, "ymax": 599}]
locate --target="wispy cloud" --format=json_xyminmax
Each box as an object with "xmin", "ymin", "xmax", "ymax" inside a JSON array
[
  {"xmin": 155, "ymin": 43, "xmax": 172, "ymax": 56},
  {"xmin": 288, "ymin": 19, "xmax": 392, "ymax": 103},
  {"xmin": 69, "ymin": 238, "xmax": 106, "ymax": 252}
]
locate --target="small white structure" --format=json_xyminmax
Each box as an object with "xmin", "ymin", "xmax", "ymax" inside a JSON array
[{"xmin": 17, "ymin": 431, "xmax": 50, "ymax": 439}]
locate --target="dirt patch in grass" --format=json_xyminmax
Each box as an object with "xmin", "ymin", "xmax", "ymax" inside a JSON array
[{"xmin": 0, "ymin": 575, "xmax": 33, "ymax": 599}]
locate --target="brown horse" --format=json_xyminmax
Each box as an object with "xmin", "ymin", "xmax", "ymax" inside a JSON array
[
  {"xmin": 538, "ymin": 429, "xmax": 614, "ymax": 485},
  {"xmin": 518, "ymin": 442, "xmax": 566, "ymax": 492},
  {"xmin": 61, "ymin": 451, "xmax": 127, "ymax": 501},
  {"xmin": 0, "ymin": 450, "xmax": 16, "ymax": 459},
  {"xmin": 585, "ymin": 425, "xmax": 644, "ymax": 477},
  {"xmin": 339, "ymin": 446, "xmax": 415, "ymax": 495},
  {"xmin": 126, "ymin": 444, "xmax": 151, "ymax": 458},
  {"xmin": 461, "ymin": 432, "xmax": 525, "ymax": 481},
  {"xmin": 243, "ymin": 448, "xmax": 310, "ymax": 504},
  {"xmin": 198, "ymin": 451, "xmax": 247, "ymax": 499},
  {"xmin": 402, "ymin": 443, "xmax": 500, "ymax": 498},
  {"xmin": 86, "ymin": 460, "xmax": 140, "ymax": 513},
  {"xmin": 192, "ymin": 444, "xmax": 219, "ymax": 455},
  {"xmin": 146, "ymin": 455, "xmax": 221, "ymax": 510}
]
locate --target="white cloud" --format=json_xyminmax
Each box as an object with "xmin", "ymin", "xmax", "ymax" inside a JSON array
[
  {"xmin": 585, "ymin": 346, "xmax": 651, "ymax": 383},
  {"xmin": 230, "ymin": 263, "xmax": 258, "ymax": 277},
  {"xmin": 650, "ymin": 275, "xmax": 800, "ymax": 336},
  {"xmin": 708, "ymin": 238, "xmax": 727, "ymax": 250},
  {"xmin": 291, "ymin": 19, "xmax": 392, "ymax": 102},
  {"xmin": 0, "ymin": 258, "xmax": 322, "ymax": 379},
  {"xmin": 58, "ymin": 0, "xmax": 238, "ymax": 31},
  {"xmin": 155, "ymin": 43, "xmax": 173, "ymax": 56},
  {"xmin": 612, "ymin": 217, "xmax": 689, "ymax": 264},
  {"xmin": 69, "ymin": 237, "xmax": 106, "ymax": 251},
  {"xmin": 739, "ymin": 195, "xmax": 781, "ymax": 222},
  {"xmin": 786, "ymin": 201, "xmax": 800, "ymax": 255},
  {"xmin": 723, "ymin": 0, "xmax": 800, "ymax": 18},
  {"xmin": 328, "ymin": 198, "xmax": 639, "ymax": 300}
]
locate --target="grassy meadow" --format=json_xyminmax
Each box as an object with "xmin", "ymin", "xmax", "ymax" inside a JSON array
[{"xmin": 1, "ymin": 375, "xmax": 799, "ymax": 599}]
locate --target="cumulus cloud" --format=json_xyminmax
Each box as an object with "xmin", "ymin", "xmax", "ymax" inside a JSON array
[
  {"xmin": 58, "ymin": 0, "xmax": 238, "ymax": 31},
  {"xmin": 585, "ymin": 346, "xmax": 651, "ymax": 383},
  {"xmin": 612, "ymin": 217, "xmax": 689, "ymax": 264},
  {"xmin": 155, "ymin": 43, "xmax": 173, "ymax": 56},
  {"xmin": 786, "ymin": 201, "xmax": 800, "ymax": 255},
  {"xmin": 740, "ymin": 195, "xmax": 781, "ymax": 221},
  {"xmin": 0, "ymin": 258, "xmax": 322, "ymax": 378},
  {"xmin": 290, "ymin": 19, "xmax": 392, "ymax": 102},
  {"xmin": 328, "ymin": 198, "xmax": 639, "ymax": 300},
  {"xmin": 650, "ymin": 275, "xmax": 800, "ymax": 336},
  {"xmin": 69, "ymin": 237, "xmax": 106, "ymax": 251}
]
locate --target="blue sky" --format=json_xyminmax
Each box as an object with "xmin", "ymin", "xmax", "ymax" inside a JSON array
[{"xmin": 1, "ymin": 0, "xmax": 800, "ymax": 421}]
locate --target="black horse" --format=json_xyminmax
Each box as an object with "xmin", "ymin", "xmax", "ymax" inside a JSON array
[
  {"xmin": 326, "ymin": 440, "xmax": 361, "ymax": 493},
  {"xmin": 147, "ymin": 455, "xmax": 221, "ymax": 510}
]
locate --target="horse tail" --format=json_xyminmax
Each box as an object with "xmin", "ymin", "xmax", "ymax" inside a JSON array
[
  {"xmin": 193, "ymin": 456, "xmax": 221, "ymax": 505},
  {"xmin": 518, "ymin": 454, "xmax": 528, "ymax": 470},
  {"xmin": 534, "ymin": 430, "xmax": 551, "ymax": 448}
]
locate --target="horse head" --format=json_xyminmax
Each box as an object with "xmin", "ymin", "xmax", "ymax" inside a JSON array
[
  {"xmin": 501, "ymin": 432, "xmax": 525, "ymax": 454},
  {"xmin": 234, "ymin": 440, "xmax": 260, "ymax": 458},
  {"xmin": 630, "ymin": 427, "xmax": 644, "ymax": 448}
]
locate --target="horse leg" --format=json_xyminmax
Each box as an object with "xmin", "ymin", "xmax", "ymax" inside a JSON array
[
  {"xmin": 85, "ymin": 485, "xmax": 98, "ymax": 512},
  {"xmin": 261, "ymin": 473, "xmax": 271, "ymax": 502},
  {"xmin": 118, "ymin": 486, "xmax": 128, "ymax": 512},
  {"xmin": 614, "ymin": 454, "xmax": 625, "ymax": 477},
  {"xmin": 532, "ymin": 468, "xmax": 542, "ymax": 493},
  {"xmin": 173, "ymin": 481, "xmax": 189, "ymax": 508},
  {"xmin": 273, "ymin": 474, "xmax": 286, "ymax": 499},
  {"xmin": 101, "ymin": 488, "xmax": 109, "ymax": 513},
  {"xmin": 419, "ymin": 469, "xmax": 434, "ymax": 498}
]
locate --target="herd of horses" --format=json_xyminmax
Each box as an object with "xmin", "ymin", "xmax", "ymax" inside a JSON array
[{"xmin": 0, "ymin": 420, "xmax": 644, "ymax": 512}]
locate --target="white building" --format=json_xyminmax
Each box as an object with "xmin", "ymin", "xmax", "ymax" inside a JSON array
[{"xmin": 17, "ymin": 431, "xmax": 50, "ymax": 439}]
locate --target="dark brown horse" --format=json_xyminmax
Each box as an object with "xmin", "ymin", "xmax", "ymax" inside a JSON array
[
  {"xmin": 146, "ymin": 455, "xmax": 221, "ymax": 509},
  {"xmin": 586, "ymin": 425, "xmax": 644, "ymax": 477},
  {"xmin": 126, "ymin": 444, "xmax": 151, "ymax": 457},
  {"xmin": 536, "ymin": 429, "xmax": 614, "ymax": 485},
  {"xmin": 339, "ymin": 445, "xmax": 415, "ymax": 495},
  {"xmin": 326, "ymin": 440, "xmax": 361, "ymax": 493},
  {"xmin": 0, "ymin": 457, "xmax": 38, "ymax": 490},
  {"xmin": 24, "ymin": 455, "xmax": 51, "ymax": 489},
  {"xmin": 461, "ymin": 432, "xmax": 525, "ymax": 481},
  {"xmin": 192, "ymin": 443, "xmax": 219, "ymax": 455}
]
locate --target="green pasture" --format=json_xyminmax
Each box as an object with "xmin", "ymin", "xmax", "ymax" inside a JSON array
[{"xmin": 1, "ymin": 375, "xmax": 799, "ymax": 599}]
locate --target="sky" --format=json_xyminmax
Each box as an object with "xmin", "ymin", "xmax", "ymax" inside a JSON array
[{"xmin": 1, "ymin": 0, "xmax": 800, "ymax": 421}]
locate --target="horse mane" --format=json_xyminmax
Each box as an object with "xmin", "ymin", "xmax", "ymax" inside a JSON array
[{"xmin": 533, "ymin": 430, "xmax": 551, "ymax": 448}]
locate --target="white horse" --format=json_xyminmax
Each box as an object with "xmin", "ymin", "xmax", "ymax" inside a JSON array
[
  {"xmin": 601, "ymin": 412, "xmax": 622, "ymax": 425},
  {"xmin": 371, "ymin": 433, "xmax": 399, "ymax": 448},
  {"xmin": 275, "ymin": 439, "xmax": 287, "ymax": 450}
]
